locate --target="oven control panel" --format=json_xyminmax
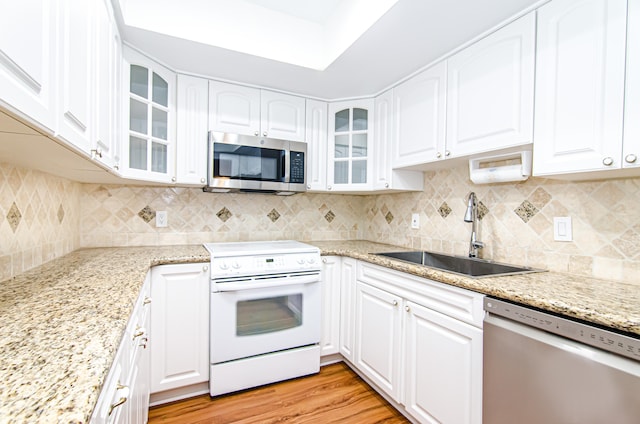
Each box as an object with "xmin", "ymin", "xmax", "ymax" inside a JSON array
[{"xmin": 211, "ymin": 252, "xmax": 320, "ymax": 277}]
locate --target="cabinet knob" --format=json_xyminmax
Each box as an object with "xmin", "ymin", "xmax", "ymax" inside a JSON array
[
  {"xmin": 200, "ymin": 178, "xmax": 206, "ymax": 184},
  {"xmin": 203, "ymin": 265, "xmax": 209, "ymax": 272},
  {"xmin": 625, "ymin": 154, "xmax": 637, "ymax": 164},
  {"xmin": 392, "ymin": 300, "xmax": 398, "ymax": 306},
  {"xmin": 436, "ymin": 152, "xmax": 442, "ymax": 159},
  {"xmin": 328, "ymin": 185, "xmax": 332, "ymax": 190},
  {"xmin": 171, "ymin": 176, "xmax": 176, "ymax": 182},
  {"xmin": 263, "ymin": 132, "xmax": 268, "ymax": 137},
  {"xmin": 445, "ymin": 151, "xmax": 451, "ymax": 157},
  {"xmin": 306, "ymin": 184, "xmax": 311, "ymax": 189},
  {"xmin": 113, "ymin": 164, "xmax": 119, "ymax": 171},
  {"xmin": 385, "ymin": 183, "xmax": 389, "ymax": 188},
  {"xmin": 254, "ymin": 131, "xmax": 259, "ymax": 136},
  {"xmin": 322, "ymin": 257, "xmax": 327, "ymax": 263},
  {"xmin": 405, "ymin": 305, "xmax": 410, "ymax": 312},
  {"xmin": 602, "ymin": 157, "xmax": 614, "ymax": 166}
]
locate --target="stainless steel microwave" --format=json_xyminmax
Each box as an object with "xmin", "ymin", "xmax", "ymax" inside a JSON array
[{"xmin": 204, "ymin": 132, "xmax": 307, "ymax": 195}]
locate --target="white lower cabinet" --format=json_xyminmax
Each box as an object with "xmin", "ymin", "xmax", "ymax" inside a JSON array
[
  {"xmin": 339, "ymin": 257, "xmax": 357, "ymax": 362},
  {"xmin": 355, "ymin": 281, "xmax": 402, "ymax": 401},
  {"xmin": 320, "ymin": 256, "xmax": 341, "ymax": 357},
  {"xmin": 352, "ymin": 261, "xmax": 484, "ymax": 424},
  {"xmin": 149, "ymin": 263, "xmax": 210, "ymax": 403},
  {"xmin": 92, "ymin": 273, "xmax": 151, "ymax": 424},
  {"xmin": 404, "ymin": 300, "xmax": 482, "ymax": 424}
]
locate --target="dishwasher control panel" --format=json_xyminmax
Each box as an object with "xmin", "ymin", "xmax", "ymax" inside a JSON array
[{"xmin": 485, "ymin": 298, "xmax": 640, "ymax": 362}]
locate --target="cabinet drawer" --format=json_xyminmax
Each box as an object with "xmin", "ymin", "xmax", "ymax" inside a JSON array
[{"xmin": 357, "ymin": 261, "xmax": 484, "ymax": 328}]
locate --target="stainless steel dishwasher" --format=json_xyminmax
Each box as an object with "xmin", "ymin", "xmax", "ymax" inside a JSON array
[{"xmin": 483, "ymin": 297, "xmax": 640, "ymax": 424}]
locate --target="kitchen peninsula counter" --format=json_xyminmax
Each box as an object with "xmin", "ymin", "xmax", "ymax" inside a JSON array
[{"xmin": 0, "ymin": 241, "xmax": 638, "ymax": 422}]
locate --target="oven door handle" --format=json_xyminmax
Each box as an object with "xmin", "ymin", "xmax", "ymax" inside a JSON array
[{"xmin": 214, "ymin": 273, "xmax": 320, "ymax": 292}]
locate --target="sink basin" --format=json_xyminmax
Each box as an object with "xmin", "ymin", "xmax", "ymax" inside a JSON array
[{"xmin": 374, "ymin": 251, "xmax": 542, "ymax": 278}]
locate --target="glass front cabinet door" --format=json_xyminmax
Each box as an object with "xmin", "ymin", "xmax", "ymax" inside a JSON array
[
  {"xmin": 328, "ymin": 99, "xmax": 374, "ymax": 191},
  {"xmin": 122, "ymin": 46, "xmax": 176, "ymax": 183}
]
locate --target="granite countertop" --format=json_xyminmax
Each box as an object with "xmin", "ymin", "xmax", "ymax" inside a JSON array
[
  {"xmin": 312, "ymin": 240, "xmax": 640, "ymax": 336},
  {"xmin": 0, "ymin": 245, "xmax": 209, "ymax": 423},
  {"xmin": 0, "ymin": 241, "xmax": 639, "ymax": 423}
]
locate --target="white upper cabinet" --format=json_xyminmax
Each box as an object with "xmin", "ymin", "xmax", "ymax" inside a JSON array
[
  {"xmin": 623, "ymin": 0, "xmax": 640, "ymax": 170},
  {"xmin": 446, "ymin": 11, "xmax": 535, "ymax": 158},
  {"xmin": 374, "ymin": 89, "xmax": 423, "ymax": 191},
  {"xmin": 393, "ymin": 62, "xmax": 447, "ymax": 168},
  {"xmin": 305, "ymin": 99, "xmax": 328, "ymax": 191},
  {"xmin": 209, "ymin": 80, "xmax": 260, "ymax": 136},
  {"xmin": 176, "ymin": 74, "xmax": 208, "ymax": 185},
  {"xmin": 533, "ymin": 0, "xmax": 627, "ymax": 176},
  {"xmin": 93, "ymin": 0, "xmax": 121, "ymax": 170},
  {"xmin": 209, "ymin": 81, "xmax": 306, "ymax": 141},
  {"xmin": 57, "ymin": 0, "xmax": 94, "ymax": 153},
  {"xmin": 0, "ymin": 0, "xmax": 57, "ymax": 133},
  {"xmin": 260, "ymin": 90, "xmax": 306, "ymax": 141},
  {"xmin": 327, "ymin": 99, "xmax": 374, "ymax": 191},
  {"xmin": 122, "ymin": 46, "xmax": 176, "ymax": 183}
]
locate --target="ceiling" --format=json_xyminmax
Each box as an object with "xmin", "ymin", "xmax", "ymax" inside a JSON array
[{"xmin": 115, "ymin": 0, "xmax": 543, "ymax": 99}]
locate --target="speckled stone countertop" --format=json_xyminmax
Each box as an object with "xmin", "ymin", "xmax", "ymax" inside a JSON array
[
  {"xmin": 311, "ymin": 240, "xmax": 640, "ymax": 336},
  {"xmin": 0, "ymin": 245, "xmax": 208, "ymax": 424},
  {"xmin": 1, "ymin": 241, "xmax": 639, "ymax": 423}
]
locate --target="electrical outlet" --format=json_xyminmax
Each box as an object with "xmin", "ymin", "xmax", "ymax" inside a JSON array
[
  {"xmin": 553, "ymin": 217, "xmax": 572, "ymax": 241},
  {"xmin": 411, "ymin": 213, "xmax": 420, "ymax": 229},
  {"xmin": 156, "ymin": 211, "xmax": 168, "ymax": 228}
]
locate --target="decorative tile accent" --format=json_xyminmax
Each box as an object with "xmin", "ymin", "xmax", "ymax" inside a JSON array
[
  {"xmin": 438, "ymin": 202, "xmax": 452, "ymax": 219},
  {"xmin": 267, "ymin": 208, "xmax": 281, "ymax": 222},
  {"xmin": 7, "ymin": 202, "xmax": 22, "ymax": 233},
  {"xmin": 57, "ymin": 204, "xmax": 65, "ymax": 223},
  {"xmin": 477, "ymin": 201, "xmax": 489, "ymax": 220},
  {"xmin": 385, "ymin": 211, "xmax": 394, "ymax": 224},
  {"xmin": 137, "ymin": 206, "xmax": 155, "ymax": 223},
  {"xmin": 216, "ymin": 207, "xmax": 232, "ymax": 222},
  {"xmin": 514, "ymin": 200, "xmax": 539, "ymax": 223},
  {"xmin": 324, "ymin": 210, "xmax": 335, "ymax": 223}
]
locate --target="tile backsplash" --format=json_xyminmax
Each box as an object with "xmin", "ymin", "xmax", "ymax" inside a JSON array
[
  {"xmin": 0, "ymin": 163, "xmax": 81, "ymax": 281},
  {"xmin": 364, "ymin": 164, "xmax": 640, "ymax": 284},
  {"xmin": 2, "ymin": 161, "xmax": 639, "ymax": 284}
]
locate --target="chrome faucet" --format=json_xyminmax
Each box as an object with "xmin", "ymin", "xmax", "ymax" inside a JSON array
[{"xmin": 464, "ymin": 192, "xmax": 484, "ymax": 258}]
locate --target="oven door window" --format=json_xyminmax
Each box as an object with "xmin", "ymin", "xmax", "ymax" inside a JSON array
[
  {"xmin": 236, "ymin": 294, "xmax": 302, "ymax": 336},
  {"xmin": 213, "ymin": 143, "xmax": 285, "ymax": 182}
]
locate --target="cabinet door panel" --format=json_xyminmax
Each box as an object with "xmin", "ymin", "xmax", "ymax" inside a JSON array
[
  {"xmin": 339, "ymin": 258, "xmax": 357, "ymax": 362},
  {"xmin": 176, "ymin": 74, "xmax": 208, "ymax": 185},
  {"xmin": 405, "ymin": 301, "xmax": 482, "ymax": 424},
  {"xmin": 261, "ymin": 90, "xmax": 305, "ymax": 141},
  {"xmin": 0, "ymin": 0, "xmax": 56, "ymax": 132},
  {"xmin": 624, "ymin": 0, "xmax": 640, "ymax": 169},
  {"xmin": 447, "ymin": 12, "xmax": 535, "ymax": 157},
  {"xmin": 209, "ymin": 80, "xmax": 260, "ymax": 136},
  {"xmin": 305, "ymin": 99, "xmax": 328, "ymax": 191},
  {"xmin": 534, "ymin": 0, "xmax": 626, "ymax": 175},
  {"xmin": 150, "ymin": 264, "xmax": 209, "ymax": 393},
  {"xmin": 58, "ymin": 0, "xmax": 93, "ymax": 152},
  {"xmin": 393, "ymin": 62, "xmax": 447, "ymax": 167},
  {"xmin": 355, "ymin": 282, "xmax": 401, "ymax": 401},
  {"xmin": 320, "ymin": 256, "xmax": 341, "ymax": 356}
]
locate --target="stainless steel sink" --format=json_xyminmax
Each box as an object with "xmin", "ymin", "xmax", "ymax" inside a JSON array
[{"xmin": 374, "ymin": 251, "xmax": 542, "ymax": 278}]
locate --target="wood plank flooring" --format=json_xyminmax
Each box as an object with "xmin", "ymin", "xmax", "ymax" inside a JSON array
[{"xmin": 148, "ymin": 362, "xmax": 410, "ymax": 423}]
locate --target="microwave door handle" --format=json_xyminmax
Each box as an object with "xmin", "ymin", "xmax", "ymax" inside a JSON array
[
  {"xmin": 214, "ymin": 273, "xmax": 320, "ymax": 291},
  {"xmin": 284, "ymin": 145, "xmax": 290, "ymax": 184}
]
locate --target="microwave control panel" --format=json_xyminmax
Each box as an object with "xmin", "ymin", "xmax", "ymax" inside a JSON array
[{"xmin": 290, "ymin": 151, "xmax": 305, "ymax": 184}]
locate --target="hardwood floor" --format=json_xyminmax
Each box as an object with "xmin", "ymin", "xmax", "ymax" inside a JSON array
[{"xmin": 148, "ymin": 362, "xmax": 410, "ymax": 423}]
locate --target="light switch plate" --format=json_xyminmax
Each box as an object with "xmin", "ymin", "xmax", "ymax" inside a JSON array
[
  {"xmin": 553, "ymin": 217, "xmax": 572, "ymax": 241},
  {"xmin": 156, "ymin": 211, "xmax": 168, "ymax": 228}
]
